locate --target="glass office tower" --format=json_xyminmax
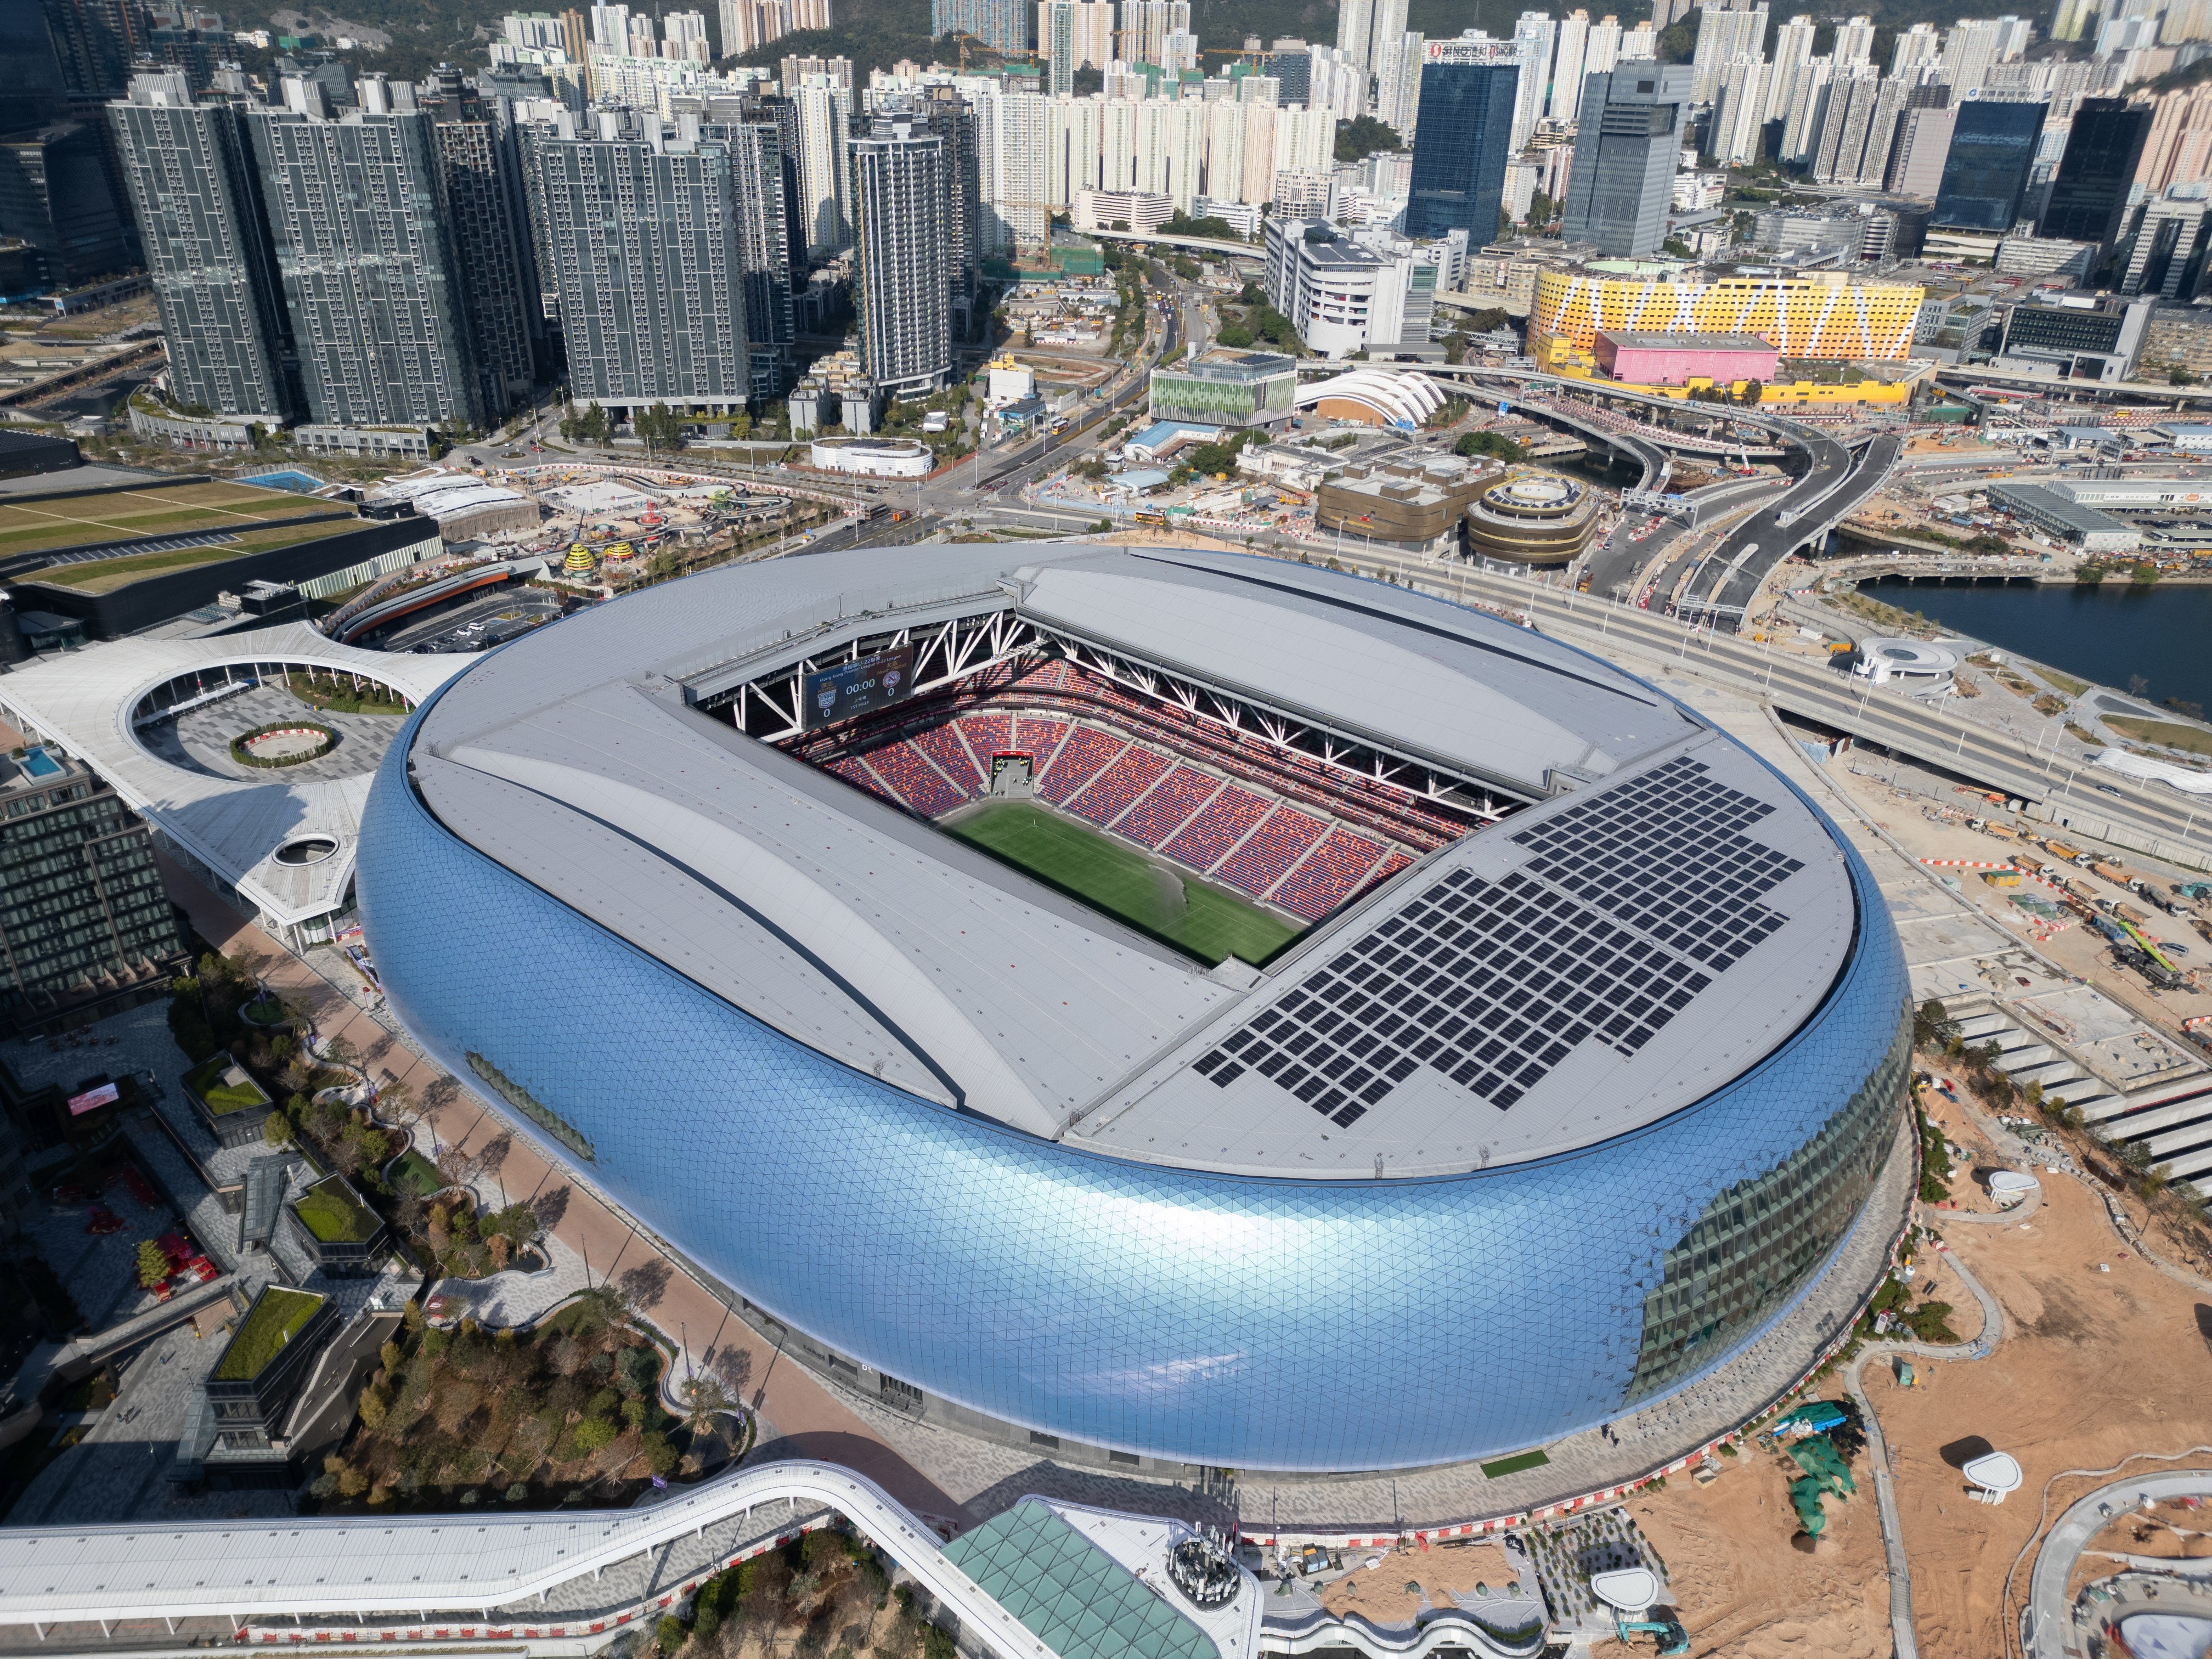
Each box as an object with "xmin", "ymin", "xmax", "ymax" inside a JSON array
[
  {"xmin": 1931, "ymin": 97, "xmax": 2047, "ymax": 232},
  {"xmin": 2038, "ymin": 97, "xmax": 2151, "ymax": 250},
  {"xmin": 1406, "ymin": 53, "xmax": 1520, "ymax": 240}
]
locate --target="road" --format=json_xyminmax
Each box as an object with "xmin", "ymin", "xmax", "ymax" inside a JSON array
[
  {"xmin": 1581, "ymin": 475, "xmax": 1787, "ymax": 603},
  {"xmin": 2024, "ymin": 1466, "xmax": 2212, "ymax": 1659},
  {"xmin": 1673, "ymin": 426, "xmax": 1872, "ymax": 625},
  {"xmin": 1300, "ymin": 561, "xmax": 2211, "ymax": 866}
]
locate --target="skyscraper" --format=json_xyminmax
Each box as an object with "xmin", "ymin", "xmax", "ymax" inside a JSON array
[
  {"xmin": 1510, "ymin": 11, "xmax": 1555, "ymax": 145},
  {"xmin": 1765, "ymin": 13, "xmax": 1816, "ymax": 123},
  {"xmin": 1336, "ymin": 0, "xmax": 1374, "ymax": 75},
  {"xmin": 1690, "ymin": 4, "xmax": 1765, "ymax": 103},
  {"xmin": 715, "ymin": 110, "xmax": 795, "ymax": 397},
  {"xmin": 247, "ymin": 78, "xmax": 486, "ymax": 430},
  {"xmin": 108, "ymin": 70, "xmax": 293, "ymax": 420},
  {"xmin": 0, "ymin": 119, "xmax": 131, "ymax": 285},
  {"xmin": 1931, "ymin": 95, "xmax": 2046, "ymax": 230},
  {"xmin": 1561, "ymin": 64, "xmax": 1692, "ymax": 255},
  {"xmin": 1548, "ymin": 11, "xmax": 1592, "ymax": 123},
  {"xmin": 421, "ymin": 74, "xmax": 545, "ymax": 416},
  {"xmin": 850, "ymin": 111, "xmax": 949, "ymax": 394},
  {"xmin": 537, "ymin": 113, "xmax": 753, "ymax": 420},
  {"xmin": 0, "ymin": 744, "xmax": 184, "ymax": 1030},
  {"xmin": 793, "ymin": 74, "xmax": 850, "ymax": 256},
  {"xmin": 1040, "ymin": 0, "xmax": 1079, "ymax": 94},
  {"xmin": 1405, "ymin": 47, "xmax": 1520, "ymax": 240},
  {"xmin": 2039, "ymin": 95, "xmax": 2152, "ymax": 247},
  {"xmin": 1884, "ymin": 83, "xmax": 1955, "ymax": 195},
  {"xmin": 1375, "ymin": 31, "xmax": 1426, "ymax": 135},
  {"xmin": 921, "ymin": 84, "xmax": 981, "ymax": 336}
]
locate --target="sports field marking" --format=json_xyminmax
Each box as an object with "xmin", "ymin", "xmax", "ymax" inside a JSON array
[
  {"xmin": 0, "ymin": 499, "xmax": 144, "ymax": 538},
  {"xmin": 946, "ymin": 799, "xmax": 1298, "ymax": 967}
]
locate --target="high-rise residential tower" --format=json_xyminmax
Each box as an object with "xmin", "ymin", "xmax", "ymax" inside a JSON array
[
  {"xmin": 793, "ymin": 74, "xmax": 850, "ymax": 256},
  {"xmin": 1561, "ymin": 63, "xmax": 1692, "ymax": 255},
  {"xmin": 107, "ymin": 70, "xmax": 293, "ymax": 420},
  {"xmin": 921, "ymin": 84, "xmax": 981, "ymax": 337},
  {"xmin": 246, "ymin": 77, "xmax": 487, "ymax": 430},
  {"xmin": 537, "ymin": 112, "xmax": 752, "ymax": 419},
  {"xmin": 1510, "ymin": 11, "xmax": 1555, "ymax": 145},
  {"xmin": 1405, "ymin": 45, "xmax": 1520, "ymax": 240},
  {"xmin": 2039, "ymin": 95, "xmax": 2152, "ymax": 248},
  {"xmin": 422, "ymin": 73, "xmax": 545, "ymax": 416},
  {"xmin": 851, "ymin": 111, "xmax": 950, "ymax": 393},
  {"xmin": 1548, "ymin": 11, "xmax": 1592, "ymax": 123}
]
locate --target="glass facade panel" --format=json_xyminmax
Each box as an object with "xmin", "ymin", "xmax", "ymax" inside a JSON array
[
  {"xmin": 1932, "ymin": 99, "xmax": 2045, "ymax": 232},
  {"xmin": 1406, "ymin": 62, "xmax": 1521, "ymax": 240},
  {"xmin": 362, "ymin": 699, "xmax": 1911, "ymax": 1473}
]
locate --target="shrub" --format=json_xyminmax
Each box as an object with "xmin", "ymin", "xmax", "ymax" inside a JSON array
[
  {"xmin": 656, "ymin": 1615, "xmax": 685, "ymax": 1653},
  {"xmin": 571, "ymin": 1415, "xmax": 617, "ymax": 1455},
  {"xmin": 134, "ymin": 1239, "xmax": 169, "ymax": 1290}
]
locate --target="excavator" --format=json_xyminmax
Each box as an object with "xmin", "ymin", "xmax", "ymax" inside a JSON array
[{"xmin": 1614, "ymin": 1609, "xmax": 1691, "ymax": 1655}]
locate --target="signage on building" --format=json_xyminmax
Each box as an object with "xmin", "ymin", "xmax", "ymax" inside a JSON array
[
  {"xmin": 800, "ymin": 646, "xmax": 916, "ymax": 730},
  {"xmin": 67, "ymin": 1081, "xmax": 120, "ymax": 1116}
]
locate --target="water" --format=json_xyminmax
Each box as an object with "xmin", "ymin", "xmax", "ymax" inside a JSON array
[{"xmin": 1865, "ymin": 578, "xmax": 2212, "ymax": 715}]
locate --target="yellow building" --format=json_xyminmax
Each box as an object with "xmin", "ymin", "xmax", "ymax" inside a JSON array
[
  {"xmin": 1560, "ymin": 370, "xmax": 1922, "ymax": 409},
  {"xmin": 1529, "ymin": 268, "xmax": 1925, "ymax": 370}
]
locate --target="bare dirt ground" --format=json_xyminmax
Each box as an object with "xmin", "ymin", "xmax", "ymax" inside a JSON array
[
  {"xmin": 1876, "ymin": 1172, "xmax": 2212, "ymax": 1656},
  {"xmin": 1607, "ymin": 1445, "xmax": 1889, "ymax": 1658},
  {"xmin": 1315, "ymin": 1537, "xmax": 1516, "ymax": 1623}
]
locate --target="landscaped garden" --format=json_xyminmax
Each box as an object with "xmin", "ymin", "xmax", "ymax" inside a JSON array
[
  {"xmin": 215, "ymin": 1285, "xmax": 325, "ymax": 1383},
  {"xmin": 314, "ymin": 1286, "xmax": 738, "ymax": 1511},
  {"xmin": 183, "ymin": 1053, "xmax": 271, "ymax": 1121},
  {"xmin": 386, "ymin": 1149, "xmax": 445, "ymax": 1200},
  {"xmin": 291, "ymin": 1175, "xmax": 381, "ymax": 1244}
]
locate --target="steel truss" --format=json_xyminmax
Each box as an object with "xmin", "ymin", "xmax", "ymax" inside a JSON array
[
  {"xmin": 707, "ymin": 607, "xmax": 1523, "ymax": 820},
  {"xmin": 710, "ymin": 607, "xmax": 1046, "ymax": 742}
]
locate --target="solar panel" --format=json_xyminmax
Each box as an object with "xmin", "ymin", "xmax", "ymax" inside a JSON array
[
  {"xmin": 1508, "ymin": 755, "xmax": 1802, "ymax": 972},
  {"xmin": 1188, "ymin": 754, "xmax": 1803, "ymax": 1131}
]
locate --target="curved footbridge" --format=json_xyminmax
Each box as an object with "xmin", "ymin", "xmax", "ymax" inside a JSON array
[{"xmin": 0, "ymin": 1459, "xmax": 1551, "ymax": 1659}]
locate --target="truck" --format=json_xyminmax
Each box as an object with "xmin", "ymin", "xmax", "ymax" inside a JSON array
[
  {"xmin": 2042, "ymin": 840, "xmax": 2084, "ymax": 862},
  {"xmin": 2092, "ymin": 862, "xmax": 2132, "ymax": 887},
  {"xmin": 1983, "ymin": 822, "xmax": 2021, "ymax": 840},
  {"xmin": 2013, "ymin": 853, "xmax": 2045, "ymax": 873}
]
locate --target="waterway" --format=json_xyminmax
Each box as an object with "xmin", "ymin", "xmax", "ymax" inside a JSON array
[{"xmin": 1865, "ymin": 578, "xmax": 2212, "ymax": 716}]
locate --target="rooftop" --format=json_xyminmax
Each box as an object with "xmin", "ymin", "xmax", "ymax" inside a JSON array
[
  {"xmin": 1172, "ymin": 350, "xmax": 1297, "ymax": 382},
  {"xmin": 942, "ymin": 1499, "xmax": 1221, "ymax": 1659},
  {"xmin": 290, "ymin": 1174, "xmax": 382, "ymax": 1244},
  {"xmin": 1596, "ymin": 330, "xmax": 1779, "ymax": 352},
  {"xmin": 212, "ymin": 1286, "xmax": 324, "ymax": 1383}
]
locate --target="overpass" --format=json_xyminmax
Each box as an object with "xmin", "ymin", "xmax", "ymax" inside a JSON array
[
  {"xmin": 1084, "ymin": 225, "xmax": 1259, "ymax": 262},
  {"xmin": 0, "ymin": 1459, "xmax": 1275, "ymax": 1658},
  {"xmin": 1436, "ymin": 565, "xmax": 2210, "ymax": 868}
]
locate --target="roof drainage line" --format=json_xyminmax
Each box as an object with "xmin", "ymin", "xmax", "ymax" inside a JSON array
[
  {"xmin": 1263, "ymin": 1605, "xmax": 1544, "ymax": 1658},
  {"xmin": 1127, "ymin": 550, "xmax": 1673, "ymax": 712},
  {"xmin": 437, "ymin": 758, "xmax": 973, "ymax": 1115}
]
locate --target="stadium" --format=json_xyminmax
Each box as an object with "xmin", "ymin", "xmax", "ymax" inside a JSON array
[{"xmin": 358, "ymin": 544, "xmax": 1912, "ymax": 1476}]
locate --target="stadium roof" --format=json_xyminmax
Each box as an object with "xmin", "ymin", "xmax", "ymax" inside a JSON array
[{"xmin": 409, "ymin": 546, "xmax": 1859, "ymax": 1177}]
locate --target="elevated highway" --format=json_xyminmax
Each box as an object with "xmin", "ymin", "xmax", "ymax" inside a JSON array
[{"xmin": 1441, "ymin": 566, "xmax": 2210, "ymax": 869}]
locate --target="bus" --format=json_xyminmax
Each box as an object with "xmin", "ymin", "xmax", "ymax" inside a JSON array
[{"xmin": 1134, "ymin": 509, "xmax": 1168, "ymax": 526}]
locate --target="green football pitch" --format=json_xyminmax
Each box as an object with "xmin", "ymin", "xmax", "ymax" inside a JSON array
[{"xmin": 945, "ymin": 800, "xmax": 1299, "ymax": 968}]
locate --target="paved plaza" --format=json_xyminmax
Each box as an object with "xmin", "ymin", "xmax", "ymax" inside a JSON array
[{"xmin": 140, "ymin": 681, "xmax": 402, "ymax": 785}]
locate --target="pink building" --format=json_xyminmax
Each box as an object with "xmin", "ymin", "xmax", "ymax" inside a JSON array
[{"xmin": 1593, "ymin": 330, "xmax": 1780, "ymax": 387}]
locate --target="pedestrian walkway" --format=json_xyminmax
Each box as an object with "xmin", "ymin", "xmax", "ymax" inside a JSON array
[{"xmin": 152, "ymin": 851, "xmax": 973, "ymax": 1533}]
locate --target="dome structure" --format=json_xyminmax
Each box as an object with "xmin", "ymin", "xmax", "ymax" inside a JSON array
[{"xmin": 359, "ymin": 544, "xmax": 1910, "ymax": 1474}]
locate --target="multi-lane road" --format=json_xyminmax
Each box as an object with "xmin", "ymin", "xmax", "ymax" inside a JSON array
[
  {"xmin": 1677, "ymin": 428, "xmax": 1901, "ymax": 624},
  {"xmin": 1449, "ymin": 567, "xmax": 2210, "ymax": 866}
]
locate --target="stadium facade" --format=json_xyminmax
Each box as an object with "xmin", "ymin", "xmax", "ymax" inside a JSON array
[{"xmin": 359, "ymin": 545, "xmax": 1910, "ymax": 1475}]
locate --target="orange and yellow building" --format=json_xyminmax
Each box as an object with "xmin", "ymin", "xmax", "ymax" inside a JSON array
[{"xmin": 1529, "ymin": 268, "xmax": 1925, "ymax": 369}]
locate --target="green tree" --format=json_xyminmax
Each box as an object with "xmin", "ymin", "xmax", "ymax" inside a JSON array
[
  {"xmin": 1333, "ymin": 116, "xmax": 1402, "ymax": 164},
  {"xmin": 135, "ymin": 1240, "xmax": 170, "ymax": 1290},
  {"xmin": 1740, "ymin": 378, "xmax": 1764, "ymax": 406},
  {"xmin": 1657, "ymin": 8, "xmax": 1701, "ymax": 61},
  {"xmin": 1455, "ymin": 430, "xmax": 1523, "ymax": 462}
]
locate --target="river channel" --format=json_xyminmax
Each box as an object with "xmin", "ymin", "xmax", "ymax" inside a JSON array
[{"xmin": 1863, "ymin": 578, "xmax": 2212, "ymax": 717}]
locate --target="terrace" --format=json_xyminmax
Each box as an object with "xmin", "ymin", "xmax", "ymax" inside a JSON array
[
  {"xmin": 286, "ymin": 1173, "xmax": 389, "ymax": 1277},
  {"xmin": 183, "ymin": 1056, "xmax": 274, "ymax": 1150},
  {"xmin": 211, "ymin": 1285, "xmax": 325, "ymax": 1386}
]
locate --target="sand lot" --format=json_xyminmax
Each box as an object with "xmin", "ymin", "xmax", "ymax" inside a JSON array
[{"xmin": 1602, "ymin": 1077, "xmax": 2212, "ymax": 1658}]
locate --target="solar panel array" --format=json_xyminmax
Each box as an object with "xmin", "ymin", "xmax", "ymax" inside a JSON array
[
  {"xmin": 1192, "ymin": 754, "xmax": 1802, "ymax": 1130},
  {"xmin": 1509, "ymin": 755, "xmax": 1803, "ymax": 972}
]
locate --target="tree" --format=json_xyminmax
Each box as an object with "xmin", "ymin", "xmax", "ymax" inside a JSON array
[
  {"xmin": 1455, "ymin": 430, "xmax": 1523, "ymax": 462},
  {"xmin": 1334, "ymin": 116, "xmax": 1402, "ymax": 164},
  {"xmin": 679, "ymin": 1373, "xmax": 735, "ymax": 1439},
  {"xmin": 636, "ymin": 403, "xmax": 687, "ymax": 453},
  {"xmin": 561, "ymin": 401, "xmax": 612, "ymax": 445},
  {"xmin": 136, "ymin": 1239, "xmax": 170, "ymax": 1290},
  {"xmin": 1912, "ymin": 998, "xmax": 1960, "ymax": 1050},
  {"xmin": 1740, "ymin": 378, "xmax": 1764, "ymax": 407},
  {"xmin": 1657, "ymin": 8, "xmax": 1700, "ymax": 61}
]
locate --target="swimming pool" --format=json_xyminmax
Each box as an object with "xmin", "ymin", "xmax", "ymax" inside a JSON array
[
  {"xmin": 19, "ymin": 748, "xmax": 61, "ymax": 778},
  {"xmin": 242, "ymin": 469, "xmax": 328, "ymax": 494}
]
